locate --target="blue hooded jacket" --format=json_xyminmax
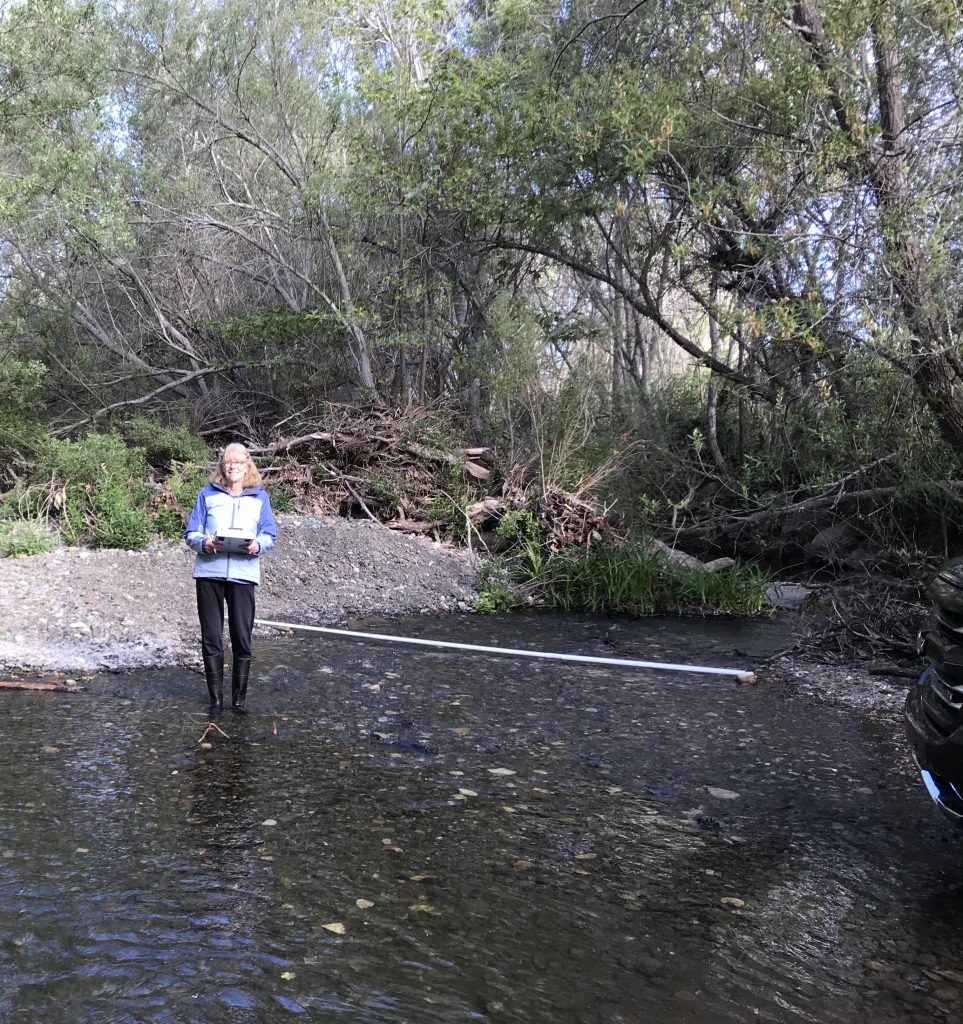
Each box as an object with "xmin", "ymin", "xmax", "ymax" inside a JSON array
[{"xmin": 184, "ymin": 483, "xmax": 277, "ymax": 584}]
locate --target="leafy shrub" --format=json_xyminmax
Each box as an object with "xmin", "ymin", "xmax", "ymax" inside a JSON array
[
  {"xmin": 0, "ymin": 362, "xmax": 52, "ymax": 489},
  {"xmin": 163, "ymin": 463, "xmax": 209, "ymax": 511},
  {"xmin": 0, "ymin": 359, "xmax": 47, "ymax": 413},
  {"xmin": 474, "ymin": 585, "xmax": 517, "ymax": 614},
  {"xmin": 496, "ymin": 508, "xmax": 545, "ymax": 543},
  {"xmin": 59, "ymin": 486, "xmax": 89, "ymax": 547},
  {"xmin": 474, "ymin": 555, "xmax": 523, "ymax": 613},
  {"xmin": 90, "ymin": 486, "xmax": 154, "ymax": 550},
  {"xmin": 422, "ymin": 493, "xmax": 469, "ymax": 542},
  {"xmin": 140, "ymin": 463, "xmax": 207, "ymax": 541},
  {"xmin": 28, "ymin": 433, "xmax": 154, "ymax": 550},
  {"xmin": 269, "ymin": 482, "xmax": 295, "ymax": 514},
  {"xmin": 367, "ymin": 471, "xmax": 401, "ymax": 509},
  {"xmin": 0, "ymin": 520, "xmax": 60, "ymax": 558},
  {"xmin": 43, "ymin": 433, "xmax": 149, "ymax": 488},
  {"xmin": 145, "ymin": 463, "xmax": 211, "ymax": 540},
  {"xmin": 119, "ymin": 416, "xmax": 208, "ymax": 469},
  {"xmin": 152, "ymin": 503, "xmax": 186, "ymax": 541}
]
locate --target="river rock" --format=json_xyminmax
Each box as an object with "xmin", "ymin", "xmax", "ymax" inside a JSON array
[
  {"xmin": 765, "ymin": 583, "xmax": 815, "ymax": 609},
  {"xmin": 651, "ymin": 539, "xmax": 733, "ymax": 572}
]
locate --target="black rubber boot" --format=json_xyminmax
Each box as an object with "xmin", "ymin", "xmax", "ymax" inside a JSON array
[
  {"xmin": 231, "ymin": 656, "xmax": 251, "ymax": 714},
  {"xmin": 203, "ymin": 653, "xmax": 224, "ymax": 715}
]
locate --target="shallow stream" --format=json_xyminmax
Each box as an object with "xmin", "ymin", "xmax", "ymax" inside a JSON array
[{"xmin": 1, "ymin": 614, "xmax": 961, "ymax": 1023}]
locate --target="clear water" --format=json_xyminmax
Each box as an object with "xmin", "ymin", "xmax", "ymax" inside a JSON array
[{"xmin": 1, "ymin": 614, "xmax": 961, "ymax": 1023}]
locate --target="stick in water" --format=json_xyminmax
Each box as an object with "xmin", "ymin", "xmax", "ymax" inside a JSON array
[
  {"xmin": 254, "ymin": 619, "xmax": 757, "ymax": 683},
  {"xmin": 0, "ymin": 680, "xmax": 87, "ymax": 693}
]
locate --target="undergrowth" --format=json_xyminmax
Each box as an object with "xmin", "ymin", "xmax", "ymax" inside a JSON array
[
  {"xmin": 2, "ymin": 425, "xmax": 214, "ymax": 551},
  {"xmin": 0, "ymin": 519, "xmax": 60, "ymax": 558},
  {"xmin": 476, "ymin": 537, "xmax": 771, "ymax": 616}
]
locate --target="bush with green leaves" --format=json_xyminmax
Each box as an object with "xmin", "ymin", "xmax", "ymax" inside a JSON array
[
  {"xmin": 422, "ymin": 492, "xmax": 470, "ymax": 542},
  {"xmin": 149, "ymin": 463, "xmax": 211, "ymax": 540},
  {"xmin": 28, "ymin": 433, "xmax": 154, "ymax": 550},
  {"xmin": 43, "ymin": 433, "xmax": 149, "ymax": 488},
  {"xmin": 367, "ymin": 471, "xmax": 401, "ymax": 510},
  {"xmin": 0, "ymin": 359, "xmax": 46, "ymax": 414},
  {"xmin": 268, "ymin": 482, "xmax": 295, "ymax": 514},
  {"xmin": 0, "ymin": 520, "xmax": 60, "ymax": 558},
  {"xmin": 90, "ymin": 486, "xmax": 154, "ymax": 550},
  {"xmin": 496, "ymin": 508, "xmax": 545, "ymax": 544},
  {"xmin": 163, "ymin": 463, "xmax": 209, "ymax": 509},
  {"xmin": 474, "ymin": 585, "xmax": 517, "ymax": 614},
  {"xmin": 4, "ymin": 428, "xmax": 210, "ymax": 550},
  {"xmin": 119, "ymin": 416, "xmax": 208, "ymax": 470},
  {"xmin": 474, "ymin": 554, "xmax": 524, "ymax": 613},
  {"xmin": 0, "ymin": 360, "xmax": 50, "ymax": 485}
]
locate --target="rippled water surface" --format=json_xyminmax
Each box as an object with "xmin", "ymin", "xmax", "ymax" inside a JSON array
[{"xmin": 1, "ymin": 613, "xmax": 962, "ymax": 1023}]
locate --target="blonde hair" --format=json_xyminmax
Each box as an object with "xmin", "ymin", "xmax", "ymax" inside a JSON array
[{"xmin": 212, "ymin": 443, "xmax": 263, "ymax": 490}]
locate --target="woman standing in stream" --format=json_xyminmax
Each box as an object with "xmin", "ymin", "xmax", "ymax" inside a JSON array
[{"xmin": 184, "ymin": 443, "xmax": 277, "ymax": 715}]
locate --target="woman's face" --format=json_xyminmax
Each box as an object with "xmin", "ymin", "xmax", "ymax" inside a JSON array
[{"xmin": 223, "ymin": 451, "xmax": 249, "ymax": 487}]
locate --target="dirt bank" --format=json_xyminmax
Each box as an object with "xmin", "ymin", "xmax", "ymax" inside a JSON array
[{"xmin": 0, "ymin": 514, "xmax": 478, "ymax": 673}]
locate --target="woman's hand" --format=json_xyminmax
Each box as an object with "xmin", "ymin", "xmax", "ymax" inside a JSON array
[
  {"xmin": 202, "ymin": 536, "xmax": 223, "ymax": 554},
  {"xmin": 245, "ymin": 539, "xmax": 260, "ymax": 555}
]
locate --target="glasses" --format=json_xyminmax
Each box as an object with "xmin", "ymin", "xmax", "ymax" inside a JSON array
[{"xmin": 224, "ymin": 460, "xmax": 248, "ymax": 467}]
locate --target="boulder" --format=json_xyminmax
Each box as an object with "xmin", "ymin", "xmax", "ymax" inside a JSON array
[
  {"xmin": 802, "ymin": 523, "xmax": 859, "ymax": 564},
  {"xmin": 651, "ymin": 539, "xmax": 734, "ymax": 573},
  {"xmin": 764, "ymin": 582, "xmax": 815, "ymax": 609}
]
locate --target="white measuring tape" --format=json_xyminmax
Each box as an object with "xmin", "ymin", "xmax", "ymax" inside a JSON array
[{"xmin": 254, "ymin": 618, "xmax": 757, "ymax": 683}]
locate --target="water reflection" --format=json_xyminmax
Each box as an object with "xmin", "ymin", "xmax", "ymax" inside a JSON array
[{"xmin": 1, "ymin": 613, "xmax": 962, "ymax": 1023}]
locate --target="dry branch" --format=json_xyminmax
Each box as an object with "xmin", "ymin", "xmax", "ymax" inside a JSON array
[
  {"xmin": 674, "ymin": 474, "xmax": 963, "ymax": 548},
  {"xmin": 0, "ymin": 680, "xmax": 87, "ymax": 692},
  {"xmin": 787, "ymin": 575, "xmax": 930, "ymax": 665}
]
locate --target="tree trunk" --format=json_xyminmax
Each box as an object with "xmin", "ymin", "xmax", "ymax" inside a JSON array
[
  {"xmin": 791, "ymin": 0, "xmax": 963, "ymax": 447},
  {"xmin": 706, "ymin": 308, "xmax": 728, "ymax": 476}
]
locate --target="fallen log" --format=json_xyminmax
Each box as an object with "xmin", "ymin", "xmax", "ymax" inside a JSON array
[
  {"xmin": 385, "ymin": 519, "xmax": 441, "ymax": 533},
  {"xmin": 0, "ymin": 680, "xmax": 87, "ymax": 693}
]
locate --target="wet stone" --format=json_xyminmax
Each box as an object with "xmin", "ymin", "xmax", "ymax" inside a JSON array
[{"xmin": 0, "ymin": 612, "xmax": 961, "ymax": 1023}]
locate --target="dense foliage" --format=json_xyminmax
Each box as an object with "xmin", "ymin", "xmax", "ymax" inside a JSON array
[{"xmin": 3, "ymin": 0, "xmax": 963, "ymax": 572}]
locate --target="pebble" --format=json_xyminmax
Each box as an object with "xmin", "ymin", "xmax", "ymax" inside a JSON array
[{"xmin": 0, "ymin": 515, "xmax": 477, "ymax": 672}]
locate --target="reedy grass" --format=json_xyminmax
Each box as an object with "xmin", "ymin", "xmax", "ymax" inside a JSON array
[{"xmin": 499, "ymin": 539, "xmax": 771, "ymax": 616}]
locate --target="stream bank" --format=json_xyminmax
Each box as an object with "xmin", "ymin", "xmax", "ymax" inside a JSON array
[
  {"xmin": 0, "ymin": 514, "xmax": 477, "ymax": 673},
  {"xmin": 0, "ymin": 514, "xmax": 921, "ymax": 723}
]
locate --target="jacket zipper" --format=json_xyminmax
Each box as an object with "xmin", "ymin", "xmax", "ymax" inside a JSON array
[{"xmin": 225, "ymin": 495, "xmax": 240, "ymax": 575}]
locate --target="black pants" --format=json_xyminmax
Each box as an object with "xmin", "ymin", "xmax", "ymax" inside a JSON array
[{"xmin": 196, "ymin": 579, "xmax": 256, "ymax": 660}]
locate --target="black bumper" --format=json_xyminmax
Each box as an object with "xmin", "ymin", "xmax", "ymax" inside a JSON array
[{"xmin": 904, "ymin": 670, "xmax": 963, "ymax": 824}]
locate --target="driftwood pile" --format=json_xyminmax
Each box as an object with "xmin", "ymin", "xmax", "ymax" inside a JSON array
[
  {"xmin": 789, "ymin": 574, "xmax": 930, "ymax": 666},
  {"xmin": 222, "ymin": 408, "xmax": 619, "ymax": 552},
  {"xmin": 244, "ymin": 408, "xmax": 491, "ymax": 531}
]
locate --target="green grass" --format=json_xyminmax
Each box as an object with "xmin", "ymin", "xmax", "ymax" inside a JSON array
[
  {"xmin": 0, "ymin": 520, "xmax": 61, "ymax": 558},
  {"xmin": 477, "ymin": 539, "xmax": 772, "ymax": 616}
]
